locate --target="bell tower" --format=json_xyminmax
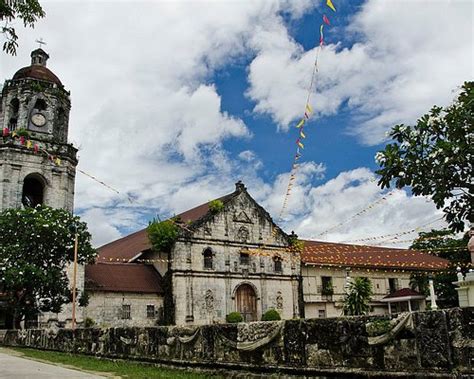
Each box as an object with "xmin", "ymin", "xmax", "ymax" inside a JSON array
[{"xmin": 0, "ymin": 48, "xmax": 77, "ymax": 213}]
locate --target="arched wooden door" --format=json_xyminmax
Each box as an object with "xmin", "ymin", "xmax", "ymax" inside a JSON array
[{"xmin": 235, "ymin": 284, "xmax": 257, "ymax": 322}]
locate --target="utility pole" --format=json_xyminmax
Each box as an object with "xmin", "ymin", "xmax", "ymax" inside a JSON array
[{"xmin": 71, "ymin": 232, "xmax": 79, "ymax": 330}]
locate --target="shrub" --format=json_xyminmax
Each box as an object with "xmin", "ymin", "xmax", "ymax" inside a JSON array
[
  {"xmin": 321, "ymin": 282, "xmax": 334, "ymax": 296},
  {"xmin": 83, "ymin": 317, "xmax": 95, "ymax": 328},
  {"xmin": 147, "ymin": 218, "xmax": 179, "ymax": 252},
  {"xmin": 208, "ymin": 200, "xmax": 224, "ymax": 214},
  {"xmin": 226, "ymin": 312, "xmax": 243, "ymax": 323},
  {"xmin": 343, "ymin": 277, "xmax": 373, "ymax": 316},
  {"xmin": 78, "ymin": 290, "xmax": 90, "ymax": 307},
  {"xmin": 366, "ymin": 319, "xmax": 392, "ymax": 337},
  {"xmin": 15, "ymin": 128, "xmax": 30, "ymax": 138},
  {"xmin": 261, "ymin": 309, "xmax": 281, "ymax": 321}
]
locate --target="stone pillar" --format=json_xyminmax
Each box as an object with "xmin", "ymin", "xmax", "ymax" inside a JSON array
[{"xmin": 428, "ymin": 277, "xmax": 438, "ymax": 310}]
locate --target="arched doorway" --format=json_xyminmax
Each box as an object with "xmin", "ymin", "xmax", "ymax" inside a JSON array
[
  {"xmin": 22, "ymin": 174, "xmax": 45, "ymax": 208},
  {"xmin": 235, "ymin": 283, "xmax": 257, "ymax": 322}
]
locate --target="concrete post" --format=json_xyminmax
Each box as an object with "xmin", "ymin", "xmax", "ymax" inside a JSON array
[{"xmin": 428, "ymin": 277, "xmax": 438, "ymax": 310}]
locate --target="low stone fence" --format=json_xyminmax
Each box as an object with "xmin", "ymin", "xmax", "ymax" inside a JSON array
[{"xmin": 2, "ymin": 308, "xmax": 473, "ymax": 378}]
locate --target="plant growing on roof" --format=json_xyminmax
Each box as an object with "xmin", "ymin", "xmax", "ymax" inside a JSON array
[
  {"xmin": 14, "ymin": 128, "xmax": 30, "ymax": 138},
  {"xmin": 288, "ymin": 232, "xmax": 304, "ymax": 253},
  {"xmin": 147, "ymin": 217, "xmax": 179, "ymax": 253},
  {"xmin": 208, "ymin": 199, "xmax": 224, "ymax": 214}
]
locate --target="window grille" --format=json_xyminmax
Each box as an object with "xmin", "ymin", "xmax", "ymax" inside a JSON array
[
  {"xmin": 146, "ymin": 305, "xmax": 155, "ymax": 319},
  {"xmin": 240, "ymin": 252, "xmax": 250, "ymax": 266},
  {"xmin": 121, "ymin": 304, "xmax": 131, "ymax": 319},
  {"xmin": 274, "ymin": 257, "xmax": 282, "ymax": 273},
  {"xmin": 203, "ymin": 248, "xmax": 213, "ymax": 269}
]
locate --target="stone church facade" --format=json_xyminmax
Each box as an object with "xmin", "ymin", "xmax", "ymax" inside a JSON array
[{"xmin": 93, "ymin": 182, "xmax": 301, "ymax": 326}]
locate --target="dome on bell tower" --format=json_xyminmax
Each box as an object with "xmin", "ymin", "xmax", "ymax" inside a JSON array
[{"xmin": 12, "ymin": 48, "xmax": 62, "ymax": 86}]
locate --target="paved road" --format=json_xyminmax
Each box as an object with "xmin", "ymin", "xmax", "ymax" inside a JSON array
[{"xmin": 0, "ymin": 350, "xmax": 105, "ymax": 379}]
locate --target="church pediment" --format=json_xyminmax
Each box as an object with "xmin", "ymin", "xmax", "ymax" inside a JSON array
[{"xmin": 233, "ymin": 210, "xmax": 253, "ymax": 224}]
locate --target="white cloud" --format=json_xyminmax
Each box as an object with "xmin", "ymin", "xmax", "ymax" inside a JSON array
[
  {"xmin": 246, "ymin": 0, "xmax": 473, "ymax": 143},
  {"xmin": 267, "ymin": 167, "xmax": 448, "ymax": 247},
  {"xmin": 0, "ymin": 1, "xmax": 459, "ymax": 247}
]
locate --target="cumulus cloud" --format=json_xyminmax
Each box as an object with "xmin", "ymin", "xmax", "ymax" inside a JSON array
[
  {"xmin": 246, "ymin": 0, "xmax": 473, "ymax": 143},
  {"xmin": 267, "ymin": 167, "xmax": 448, "ymax": 247},
  {"xmin": 0, "ymin": 1, "xmax": 459, "ymax": 247}
]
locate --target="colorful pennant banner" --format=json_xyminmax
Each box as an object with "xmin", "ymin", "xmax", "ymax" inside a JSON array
[
  {"xmin": 1, "ymin": 128, "xmax": 62, "ymax": 166},
  {"xmin": 278, "ymin": 2, "xmax": 338, "ymax": 222}
]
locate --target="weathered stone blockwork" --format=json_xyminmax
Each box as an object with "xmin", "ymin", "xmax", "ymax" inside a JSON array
[{"xmin": 3, "ymin": 308, "xmax": 472, "ymax": 377}]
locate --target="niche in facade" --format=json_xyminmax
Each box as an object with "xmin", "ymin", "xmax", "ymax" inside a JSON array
[{"xmin": 22, "ymin": 175, "xmax": 45, "ymax": 208}]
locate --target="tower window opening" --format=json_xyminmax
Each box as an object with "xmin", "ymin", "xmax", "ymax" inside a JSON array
[
  {"xmin": 9, "ymin": 98, "xmax": 20, "ymax": 131},
  {"xmin": 22, "ymin": 176, "xmax": 44, "ymax": 208},
  {"xmin": 57, "ymin": 107, "xmax": 65, "ymax": 125},
  {"xmin": 33, "ymin": 99, "xmax": 47, "ymax": 111}
]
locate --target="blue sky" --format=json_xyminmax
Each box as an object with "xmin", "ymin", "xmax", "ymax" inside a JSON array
[{"xmin": 1, "ymin": 0, "xmax": 472, "ymax": 246}]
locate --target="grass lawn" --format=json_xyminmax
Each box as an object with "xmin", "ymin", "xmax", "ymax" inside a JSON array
[{"xmin": 10, "ymin": 347, "xmax": 223, "ymax": 378}]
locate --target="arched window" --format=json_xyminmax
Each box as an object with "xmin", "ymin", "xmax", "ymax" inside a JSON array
[
  {"xmin": 22, "ymin": 174, "xmax": 45, "ymax": 208},
  {"xmin": 274, "ymin": 256, "xmax": 282, "ymax": 273},
  {"xmin": 33, "ymin": 99, "xmax": 47, "ymax": 111},
  {"xmin": 57, "ymin": 107, "xmax": 65, "ymax": 126},
  {"xmin": 9, "ymin": 98, "xmax": 19, "ymax": 131},
  {"xmin": 203, "ymin": 248, "xmax": 213, "ymax": 269}
]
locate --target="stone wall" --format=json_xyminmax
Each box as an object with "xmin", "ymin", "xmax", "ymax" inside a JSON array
[
  {"xmin": 2, "ymin": 308, "xmax": 472, "ymax": 377},
  {"xmin": 83, "ymin": 291, "xmax": 163, "ymax": 328}
]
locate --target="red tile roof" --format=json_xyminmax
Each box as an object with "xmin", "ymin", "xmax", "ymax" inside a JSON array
[
  {"xmin": 301, "ymin": 240, "xmax": 448, "ymax": 271},
  {"xmin": 98, "ymin": 228, "xmax": 151, "ymax": 262},
  {"xmin": 383, "ymin": 288, "xmax": 425, "ymax": 300},
  {"xmin": 97, "ymin": 192, "xmax": 236, "ymax": 262},
  {"xmin": 85, "ymin": 263, "xmax": 163, "ymax": 293}
]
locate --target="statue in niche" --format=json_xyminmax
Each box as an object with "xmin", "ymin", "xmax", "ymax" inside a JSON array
[
  {"xmin": 276, "ymin": 291, "xmax": 283, "ymax": 310},
  {"xmin": 204, "ymin": 289, "xmax": 214, "ymax": 313},
  {"xmin": 237, "ymin": 226, "xmax": 249, "ymax": 242}
]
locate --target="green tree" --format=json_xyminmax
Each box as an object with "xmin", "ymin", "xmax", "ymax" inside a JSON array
[
  {"xmin": 1, "ymin": 0, "xmax": 45, "ymax": 55},
  {"xmin": 0, "ymin": 206, "xmax": 96, "ymax": 328},
  {"xmin": 147, "ymin": 218, "xmax": 178, "ymax": 253},
  {"xmin": 376, "ymin": 82, "xmax": 473, "ymax": 232},
  {"xmin": 409, "ymin": 229, "xmax": 469, "ymax": 308},
  {"xmin": 343, "ymin": 277, "xmax": 373, "ymax": 316}
]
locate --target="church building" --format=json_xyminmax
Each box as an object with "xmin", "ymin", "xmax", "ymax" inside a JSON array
[
  {"xmin": 0, "ymin": 49, "xmax": 449, "ymax": 329},
  {"xmin": 88, "ymin": 181, "xmax": 301, "ymax": 326}
]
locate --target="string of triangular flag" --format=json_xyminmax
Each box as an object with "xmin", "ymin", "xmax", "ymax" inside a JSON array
[
  {"xmin": 341, "ymin": 216, "xmax": 445, "ymax": 244},
  {"xmin": 2, "ymin": 127, "xmax": 62, "ymax": 165},
  {"xmin": 278, "ymin": 0, "xmax": 336, "ymax": 222}
]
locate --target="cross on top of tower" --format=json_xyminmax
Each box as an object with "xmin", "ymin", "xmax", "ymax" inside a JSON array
[{"xmin": 35, "ymin": 38, "xmax": 47, "ymax": 48}]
